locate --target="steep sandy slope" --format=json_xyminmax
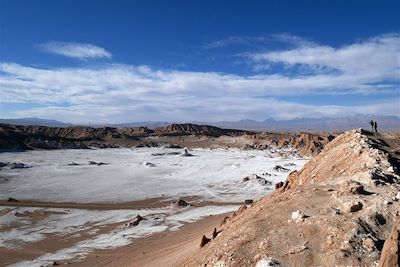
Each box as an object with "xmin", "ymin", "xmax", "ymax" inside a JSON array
[{"xmin": 184, "ymin": 129, "xmax": 400, "ymax": 267}]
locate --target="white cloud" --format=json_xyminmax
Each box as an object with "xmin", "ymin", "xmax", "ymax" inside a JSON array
[
  {"xmin": 249, "ymin": 33, "xmax": 400, "ymax": 80},
  {"xmin": 39, "ymin": 42, "xmax": 112, "ymax": 59},
  {"xmin": 8, "ymin": 97, "xmax": 399, "ymax": 124},
  {"xmin": 1, "ymin": 34, "xmax": 399, "ymax": 123},
  {"xmin": 0, "ymin": 61, "xmax": 398, "ymax": 123}
]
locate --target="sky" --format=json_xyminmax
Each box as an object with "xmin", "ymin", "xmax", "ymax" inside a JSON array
[{"xmin": 0, "ymin": 0, "xmax": 399, "ymax": 123}]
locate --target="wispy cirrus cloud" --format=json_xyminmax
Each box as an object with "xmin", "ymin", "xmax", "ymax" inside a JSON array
[
  {"xmin": 39, "ymin": 42, "xmax": 112, "ymax": 60},
  {"xmin": 204, "ymin": 33, "xmax": 316, "ymax": 49}
]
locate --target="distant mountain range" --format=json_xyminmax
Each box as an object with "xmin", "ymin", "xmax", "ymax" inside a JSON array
[
  {"xmin": 0, "ymin": 117, "xmax": 72, "ymax": 127},
  {"xmin": 92, "ymin": 121, "xmax": 171, "ymax": 129},
  {"xmin": 200, "ymin": 115, "xmax": 400, "ymax": 132},
  {"xmin": 0, "ymin": 118, "xmax": 170, "ymax": 129},
  {"xmin": 0, "ymin": 115, "xmax": 399, "ymax": 132}
]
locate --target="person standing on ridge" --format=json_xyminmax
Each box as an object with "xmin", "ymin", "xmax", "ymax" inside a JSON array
[
  {"xmin": 374, "ymin": 121, "xmax": 378, "ymax": 133},
  {"xmin": 369, "ymin": 120, "xmax": 374, "ymax": 132}
]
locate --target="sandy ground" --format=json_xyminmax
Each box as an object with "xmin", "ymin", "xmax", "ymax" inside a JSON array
[
  {"xmin": 0, "ymin": 198, "xmax": 172, "ymax": 210},
  {"xmin": 0, "ymin": 197, "xmax": 237, "ymax": 266},
  {"xmin": 0, "ymin": 205, "xmax": 230, "ymax": 267},
  {"xmin": 0, "ymin": 197, "xmax": 243, "ymax": 210},
  {"xmin": 73, "ymin": 213, "xmax": 229, "ymax": 267}
]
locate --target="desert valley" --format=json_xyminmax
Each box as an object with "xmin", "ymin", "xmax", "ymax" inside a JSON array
[
  {"xmin": 1, "ymin": 1, "xmax": 399, "ymax": 266},
  {"xmin": 0, "ymin": 123, "xmax": 399, "ymax": 266}
]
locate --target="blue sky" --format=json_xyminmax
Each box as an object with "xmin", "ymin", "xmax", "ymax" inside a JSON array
[{"xmin": 0, "ymin": 0, "xmax": 399, "ymax": 123}]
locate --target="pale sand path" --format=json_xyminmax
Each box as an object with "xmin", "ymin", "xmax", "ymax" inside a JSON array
[
  {"xmin": 0, "ymin": 198, "xmax": 236, "ymax": 266},
  {"xmin": 70, "ymin": 213, "xmax": 229, "ymax": 267},
  {"xmin": 0, "ymin": 197, "xmax": 243, "ymax": 210}
]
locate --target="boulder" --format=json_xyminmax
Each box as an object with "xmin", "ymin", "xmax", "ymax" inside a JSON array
[
  {"xmin": 337, "ymin": 180, "xmax": 368, "ymax": 195},
  {"xmin": 273, "ymin": 165, "xmax": 290, "ymax": 172},
  {"xmin": 212, "ymin": 228, "xmax": 220, "ymax": 239},
  {"xmin": 342, "ymin": 201, "xmax": 363, "ymax": 213},
  {"xmin": 8, "ymin": 162, "xmax": 30, "ymax": 169},
  {"xmin": 238, "ymin": 205, "xmax": 247, "ymax": 213},
  {"xmin": 220, "ymin": 216, "xmax": 230, "ymax": 225},
  {"xmin": 164, "ymin": 144, "xmax": 181, "ymax": 149},
  {"xmin": 141, "ymin": 161, "xmax": 156, "ymax": 167},
  {"xmin": 242, "ymin": 176, "xmax": 251, "ymax": 182},
  {"xmin": 126, "ymin": 215, "xmax": 145, "ymax": 227},
  {"xmin": 89, "ymin": 161, "xmax": 108, "ymax": 166},
  {"xmin": 257, "ymin": 177, "xmax": 270, "ymax": 186},
  {"xmin": 275, "ymin": 181, "xmax": 284, "ymax": 190},
  {"xmin": 242, "ymin": 174, "xmax": 272, "ymax": 186},
  {"xmin": 200, "ymin": 235, "xmax": 211, "ymax": 248},
  {"xmin": 175, "ymin": 199, "xmax": 189, "ymax": 207},
  {"xmin": 255, "ymin": 258, "xmax": 280, "ymax": 267},
  {"xmin": 7, "ymin": 197, "xmax": 18, "ymax": 202},
  {"xmin": 181, "ymin": 148, "xmax": 193, "ymax": 157},
  {"xmin": 0, "ymin": 162, "xmax": 9, "ymax": 168},
  {"xmin": 291, "ymin": 210, "xmax": 306, "ymax": 223}
]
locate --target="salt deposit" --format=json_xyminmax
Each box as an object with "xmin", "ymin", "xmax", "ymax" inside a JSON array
[
  {"xmin": 0, "ymin": 146, "xmax": 306, "ymax": 266},
  {"xmin": 0, "ymin": 147, "xmax": 306, "ymax": 203}
]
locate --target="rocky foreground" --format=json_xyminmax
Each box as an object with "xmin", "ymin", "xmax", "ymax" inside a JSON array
[
  {"xmin": 184, "ymin": 129, "xmax": 400, "ymax": 267},
  {"xmin": 0, "ymin": 123, "xmax": 332, "ymax": 156}
]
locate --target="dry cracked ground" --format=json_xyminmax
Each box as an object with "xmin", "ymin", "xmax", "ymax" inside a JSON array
[{"xmin": 184, "ymin": 129, "xmax": 400, "ymax": 267}]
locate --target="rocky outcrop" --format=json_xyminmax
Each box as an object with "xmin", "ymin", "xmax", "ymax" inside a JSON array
[
  {"xmin": 379, "ymin": 220, "xmax": 400, "ymax": 267},
  {"xmin": 249, "ymin": 132, "xmax": 334, "ymax": 156},
  {"xmin": 154, "ymin": 123, "xmax": 248, "ymax": 137},
  {"xmin": 174, "ymin": 199, "xmax": 190, "ymax": 207},
  {"xmin": 0, "ymin": 162, "xmax": 31, "ymax": 169},
  {"xmin": 125, "ymin": 215, "xmax": 145, "ymax": 227},
  {"xmin": 184, "ymin": 129, "xmax": 400, "ymax": 267},
  {"xmin": 119, "ymin": 127, "xmax": 154, "ymax": 137},
  {"xmin": 283, "ymin": 129, "xmax": 399, "ymax": 191},
  {"xmin": 0, "ymin": 123, "xmax": 332, "ymax": 156},
  {"xmin": 0, "ymin": 124, "xmax": 153, "ymax": 150}
]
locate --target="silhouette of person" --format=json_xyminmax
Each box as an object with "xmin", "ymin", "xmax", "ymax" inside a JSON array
[
  {"xmin": 374, "ymin": 121, "xmax": 378, "ymax": 133},
  {"xmin": 369, "ymin": 120, "xmax": 374, "ymax": 132}
]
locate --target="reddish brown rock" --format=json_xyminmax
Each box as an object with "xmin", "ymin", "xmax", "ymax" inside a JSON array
[
  {"xmin": 200, "ymin": 235, "xmax": 211, "ymax": 248},
  {"xmin": 126, "ymin": 215, "xmax": 145, "ymax": 227},
  {"xmin": 238, "ymin": 205, "xmax": 247, "ymax": 213},
  {"xmin": 275, "ymin": 181, "xmax": 284, "ymax": 190},
  {"xmin": 379, "ymin": 220, "xmax": 400, "ymax": 267}
]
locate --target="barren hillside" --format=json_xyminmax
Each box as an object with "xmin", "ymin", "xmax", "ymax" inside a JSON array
[
  {"xmin": 184, "ymin": 129, "xmax": 400, "ymax": 267},
  {"xmin": 0, "ymin": 123, "xmax": 331, "ymax": 156},
  {"xmin": 153, "ymin": 123, "xmax": 247, "ymax": 137}
]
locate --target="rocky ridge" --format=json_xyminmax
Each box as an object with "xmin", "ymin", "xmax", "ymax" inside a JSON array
[
  {"xmin": 0, "ymin": 123, "xmax": 331, "ymax": 156},
  {"xmin": 184, "ymin": 129, "xmax": 400, "ymax": 267},
  {"xmin": 153, "ymin": 123, "xmax": 247, "ymax": 137}
]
